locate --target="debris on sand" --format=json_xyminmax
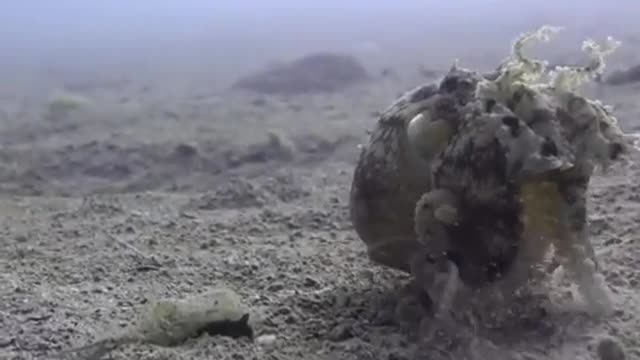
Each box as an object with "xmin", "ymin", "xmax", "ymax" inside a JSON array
[
  {"xmin": 231, "ymin": 53, "xmax": 370, "ymax": 95},
  {"xmin": 172, "ymin": 142, "xmax": 199, "ymax": 159},
  {"xmin": 56, "ymin": 287, "xmax": 253, "ymax": 359},
  {"xmin": 604, "ymin": 64, "xmax": 640, "ymax": 86},
  {"xmin": 225, "ymin": 131, "xmax": 296, "ymax": 167},
  {"xmin": 188, "ymin": 177, "xmax": 273, "ymax": 210}
]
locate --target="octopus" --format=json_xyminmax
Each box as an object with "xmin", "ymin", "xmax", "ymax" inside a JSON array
[{"xmin": 349, "ymin": 26, "xmax": 635, "ymax": 326}]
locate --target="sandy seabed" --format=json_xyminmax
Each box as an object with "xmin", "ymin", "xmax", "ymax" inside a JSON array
[{"xmin": 1, "ymin": 40, "xmax": 640, "ymax": 360}]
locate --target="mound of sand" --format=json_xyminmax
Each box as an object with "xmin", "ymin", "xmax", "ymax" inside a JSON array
[
  {"xmin": 231, "ymin": 53, "xmax": 370, "ymax": 95},
  {"xmin": 605, "ymin": 63, "xmax": 640, "ymax": 86}
]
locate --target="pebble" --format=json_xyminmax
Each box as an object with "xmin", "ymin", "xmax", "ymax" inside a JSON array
[
  {"xmin": 303, "ymin": 276, "xmax": 320, "ymax": 288},
  {"xmin": 328, "ymin": 323, "xmax": 353, "ymax": 342},
  {"xmin": 256, "ymin": 334, "xmax": 277, "ymax": 346},
  {"xmin": 0, "ymin": 336, "xmax": 14, "ymax": 348},
  {"xmin": 267, "ymin": 282, "xmax": 285, "ymax": 292},
  {"xmin": 597, "ymin": 337, "xmax": 626, "ymax": 360}
]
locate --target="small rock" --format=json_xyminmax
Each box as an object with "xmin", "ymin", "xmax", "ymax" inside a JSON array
[
  {"xmin": 597, "ymin": 337, "xmax": 626, "ymax": 360},
  {"xmin": 274, "ymin": 306, "xmax": 291, "ymax": 316},
  {"xmin": 251, "ymin": 98, "xmax": 267, "ymax": 107},
  {"xmin": 388, "ymin": 352, "xmax": 409, "ymax": 360},
  {"xmin": 91, "ymin": 287, "xmax": 106, "ymax": 294},
  {"xmin": 173, "ymin": 143, "xmax": 198, "ymax": 158},
  {"xmin": 372, "ymin": 309, "xmax": 394, "ymax": 326},
  {"xmin": 256, "ymin": 334, "xmax": 277, "ymax": 346},
  {"xmin": 303, "ymin": 276, "xmax": 320, "ymax": 288},
  {"xmin": 328, "ymin": 323, "xmax": 353, "ymax": 342},
  {"xmin": 359, "ymin": 269, "xmax": 375, "ymax": 282},
  {"xmin": 267, "ymin": 283, "xmax": 285, "ymax": 292},
  {"xmin": 0, "ymin": 336, "xmax": 14, "ymax": 348},
  {"xmin": 333, "ymin": 292, "xmax": 350, "ymax": 308}
]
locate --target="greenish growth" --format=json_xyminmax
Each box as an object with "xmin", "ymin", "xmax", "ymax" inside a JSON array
[
  {"xmin": 56, "ymin": 288, "xmax": 253, "ymax": 360},
  {"xmin": 549, "ymin": 36, "xmax": 620, "ymax": 92},
  {"xmin": 476, "ymin": 25, "xmax": 619, "ymax": 99},
  {"xmin": 44, "ymin": 92, "xmax": 90, "ymax": 122},
  {"xmin": 134, "ymin": 288, "xmax": 252, "ymax": 346},
  {"xmin": 475, "ymin": 25, "xmax": 630, "ymax": 172}
]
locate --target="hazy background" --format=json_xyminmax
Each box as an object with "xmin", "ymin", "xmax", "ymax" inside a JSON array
[{"xmin": 0, "ymin": 1, "xmax": 638, "ymax": 87}]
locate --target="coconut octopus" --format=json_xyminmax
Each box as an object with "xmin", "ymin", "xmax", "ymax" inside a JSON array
[{"xmin": 349, "ymin": 26, "xmax": 636, "ymax": 327}]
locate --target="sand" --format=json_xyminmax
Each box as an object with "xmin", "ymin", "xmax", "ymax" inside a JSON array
[{"xmin": 1, "ymin": 32, "xmax": 640, "ymax": 360}]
